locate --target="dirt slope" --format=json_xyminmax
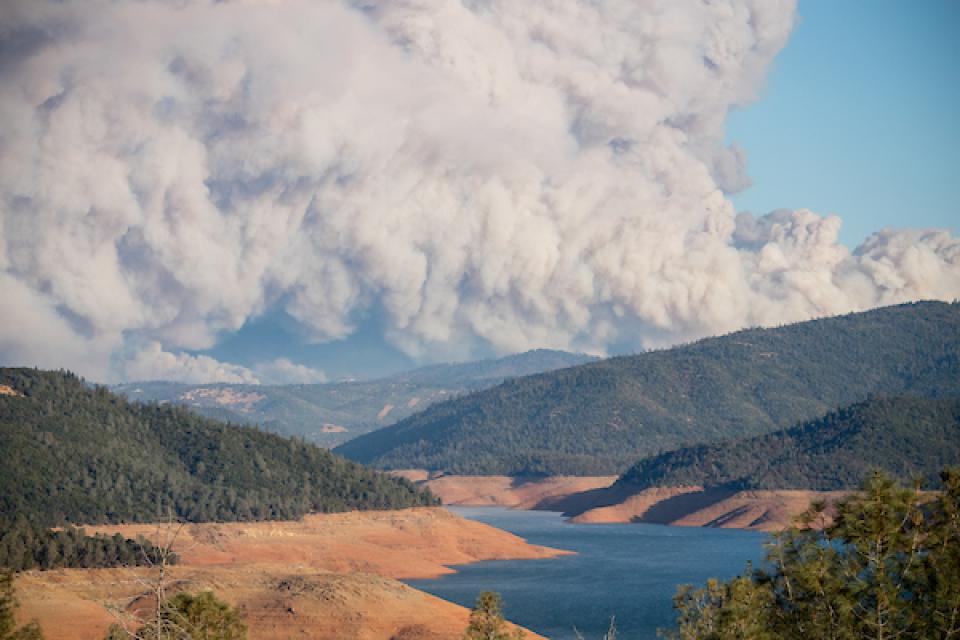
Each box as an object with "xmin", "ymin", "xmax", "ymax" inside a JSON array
[
  {"xmin": 90, "ymin": 507, "xmax": 566, "ymax": 579},
  {"xmin": 394, "ymin": 472, "xmax": 845, "ymax": 532},
  {"xmin": 14, "ymin": 508, "xmax": 562, "ymax": 640},
  {"xmin": 566, "ymin": 486, "xmax": 846, "ymax": 530},
  {"xmin": 394, "ymin": 472, "xmax": 618, "ymax": 509},
  {"xmin": 16, "ymin": 568, "xmax": 537, "ymax": 640}
]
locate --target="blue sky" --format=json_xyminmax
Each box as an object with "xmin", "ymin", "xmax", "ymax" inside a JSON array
[
  {"xmin": 728, "ymin": 0, "xmax": 960, "ymax": 247},
  {"xmin": 206, "ymin": 309, "xmax": 417, "ymax": 381},
  {"xmin": 205, "ymin": 0, "xmax": 960, "ymax": 381}
]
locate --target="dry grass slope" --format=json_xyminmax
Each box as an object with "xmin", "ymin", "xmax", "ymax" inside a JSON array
[{"xmin": 14, "ymin": 508, "xmax": 560, "ymax": 640}]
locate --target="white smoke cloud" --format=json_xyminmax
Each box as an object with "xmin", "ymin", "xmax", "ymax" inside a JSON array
[
  {"xmin": 122, "ymin": 342, "xmax": 260, "ymax": 385},
  {"xmin": 118, "ymin": 346, "xmax": 327, "ymax": 385},
  {"xmin": 255, "ymin": 358, "xmax": 328, "ymax": 385},
  {"xmin": 0, "ymin": 0, "xmax": 957, "ymax": 383}
]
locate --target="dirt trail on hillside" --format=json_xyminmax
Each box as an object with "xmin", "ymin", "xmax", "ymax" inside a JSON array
[{"xmin": 15, "ymin": 508, "xmax": 561, "ymax": 640}]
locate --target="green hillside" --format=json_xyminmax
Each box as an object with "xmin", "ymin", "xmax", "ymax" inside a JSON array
[
  {"xmin": 617, "ymin": 395, "xmax": 960, "ymax": 490},
  {"xmin": 335, "ymin": 301, "xmax": 960, "ymax": 475},
  {"xmin": 0, "ymin": 368, "xmax": 437, "ymax": 527},
  {"xmin": 114, "ymin": 349, "xmax": 595, "ymax": 446}
]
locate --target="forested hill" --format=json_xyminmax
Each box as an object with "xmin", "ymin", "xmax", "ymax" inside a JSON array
[
  {"xmin": 0, "ymin": 368, "xmax": 438, "ymax": 527},
  {"xmin": 336, "ymin": 301, "xmax": 960, "ymax": 475},
  {"xmin": 617, "ymin": 395, "xmax": 960, "ymax": 491},
  {"xmin": 114, "ymin": 349, "xmax": 596, "ymax": 447}
]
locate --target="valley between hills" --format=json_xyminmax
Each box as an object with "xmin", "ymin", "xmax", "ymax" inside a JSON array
[
  {"xmin": 3, "ymin": 302, "xmax": 959, "ymax": 639},
  {"xmin": 5, "ymin": 3, "xmax": 960, "ymax": 638}
]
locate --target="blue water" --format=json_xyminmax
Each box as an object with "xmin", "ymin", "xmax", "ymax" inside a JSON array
[{"xmin": 407, "ymin": 507, "xmax": 766, "ymax": 640}]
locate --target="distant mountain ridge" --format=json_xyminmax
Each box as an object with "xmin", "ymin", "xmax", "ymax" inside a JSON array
[
  {"xmin": 335, "ymin": 301, "xmax": 960, "ymax": 475},
  {"xmin": 0, "ymin": 368, "xmax": 438, "ymax": 526},
  {"xmin": 113, "ymin": 349, "xmax": 596, "ymax": 446},
  {"xmin": 617, "ymin": 395, "xmax": 960, "ymax": 491}
]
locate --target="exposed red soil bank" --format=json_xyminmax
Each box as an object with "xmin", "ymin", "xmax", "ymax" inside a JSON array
[
  {"xmin": 14, "ymin": 508, "xmax": 562, "ymax": 640},
  {"xmin": 391, "ymin": 472, "xmax": 618, "ymax": 510},
  {"xmin": 397, "ymin": 472, "xmax": 845, "ymax": 532},
  {"xmin": 566, "ymin": 486, "xmax": 846, "ymax": 530}
]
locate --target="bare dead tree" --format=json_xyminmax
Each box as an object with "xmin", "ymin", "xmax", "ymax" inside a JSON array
[
  {"xmin": 104, "ymin": 512, "xmax": 193, "ymax": 640},
  {"xmin": 573, "ymin": 616, "xmax": 617, "ymax": 640}
]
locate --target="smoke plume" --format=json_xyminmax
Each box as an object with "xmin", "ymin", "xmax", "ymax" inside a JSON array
[{"xmin": 0, "ymin": 0, "xmax": 957, "ymax": 382}]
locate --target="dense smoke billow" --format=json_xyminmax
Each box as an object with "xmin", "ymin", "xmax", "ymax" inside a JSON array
[{"xmin": 0, "ymin": 0, "xmax": 957, "ymax": 383}]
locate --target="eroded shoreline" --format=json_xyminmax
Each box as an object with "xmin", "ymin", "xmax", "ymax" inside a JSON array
[
  {"xmin": 394, "ymin": 472, "xmax": 845, "ymax": 531},
  {"xmin": 15, "ymin": 507, "xmax": 566, "ymax": 639}
]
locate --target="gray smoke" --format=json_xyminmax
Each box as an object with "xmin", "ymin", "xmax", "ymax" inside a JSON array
[{"xmin": 0, "ymin": 0, "xmax": 957, "ymax": 382}]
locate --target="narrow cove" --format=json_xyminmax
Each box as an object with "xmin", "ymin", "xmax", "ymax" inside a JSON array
[{"xmin": 407, "ymin": 507, "xmax": 765, "ymax": 640}]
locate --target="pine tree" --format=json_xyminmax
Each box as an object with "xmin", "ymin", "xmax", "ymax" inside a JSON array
[
  {"xmin": 0, "ymin": 570, "xmax": 44, "ymax": 640},
  {"xmin": 124, "ymin": 591, "xmax": 247, "ymax": 640},
  {"xmin": 462, "ymin": 591, "xmax": 525, "ymax": 640},
  {"xmin": 38, "ymin": 540, "xmax": 58, "ymax": 571},
  {"xmin": 664, "ymin": 469, "xmax": 960, "ymax": 640}
]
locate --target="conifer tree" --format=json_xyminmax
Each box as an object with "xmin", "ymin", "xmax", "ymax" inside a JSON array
[
  {"xmin": 135, "ymin": 591, "xmax": 247, "ymax": 640},
  {"xmin": 663, "ymin": 469, "xmax": 960, "ymax": 640},
  {"xmin": 463, "ymin": 591, "xmax": 525, "ymax": 640},
  {"xmin": 0, "ymin": 570, "xmax": 43, "ymax": 640}
]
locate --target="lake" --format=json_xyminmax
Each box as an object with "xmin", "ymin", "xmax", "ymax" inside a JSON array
[{"xmin": 407, "ymin": 507, "xmax": 767, "ymax": 639}]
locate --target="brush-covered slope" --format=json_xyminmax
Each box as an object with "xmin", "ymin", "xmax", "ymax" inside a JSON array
[
  {"xmin": 618, "ymin": 395, "xmax": 960, "ymax": 491},
  {"xmin": 114, "ymin": 349, "xmax": 595, "ymax": 446},
  {"xmin": 336, "ymin": 302, "xmax": 960, "ymax": 475},
  {"xmin": 0, "ymin": 368, "xmax": 437, "ymax": 526}
]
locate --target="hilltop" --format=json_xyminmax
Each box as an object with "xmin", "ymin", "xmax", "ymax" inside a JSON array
[
  {"xmin": 336, "ymin": 301, "xmax": 960, "ymax": 475},
  {"xmin": 0, "ymin": 368, "xmax": 437, "ymax": 526},
  {"xmin": 113, "ymin": 349, "xmax": 595, "ymax": 446},
  {"xmin": 617, "ymin": 395, "xmax": 960, "ymax": 491}
]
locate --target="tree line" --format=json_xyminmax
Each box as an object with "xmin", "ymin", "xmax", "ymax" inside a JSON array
[
  {"xmin": 0, "ymin": 368, "xmax": 438, "ymax": 528},
  {"xmin": 0, "ymin": 516, "xmax": 171, "ymax": 572},
  {"xmin": 618, "ymin": 395, "xmax": 960, "ymax": 491}
]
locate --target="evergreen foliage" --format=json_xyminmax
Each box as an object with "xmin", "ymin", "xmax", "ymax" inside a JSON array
[
  {"xmin": 0, "ymin": 570, "xmax": 43, "ymax": 640},
  {"xmin": 337, "ymin": 302, "xmax": 960, "ymax": 475},
  {"xmin": 0, "ymin": 368, "xmax": 438, "ymax": 527},
  {"xmin": 462, "ymin": 591, "xmax": 525, "ymax": 640},
  {"xmin": 132, "ymin": 591, "xmax": 247, "ymax": 640},
  {"xmin": 662, "ymin": 469, "xmax": 960, "ymax": 639},
  {"xmin": 619, "ymin": 395, "xmax": 960, "ymax": 490},
  {"xmin": 0, "ymin": 516, "xmax": 171, "ymax": 572}
]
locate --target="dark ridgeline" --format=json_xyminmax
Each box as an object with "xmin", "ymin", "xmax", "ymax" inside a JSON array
[
  {"xmin": 0, "ymin": 368, "xmax": 438, "ymax": 530},
  {"xmin": 336, "ymin": 301, "xmax": 960, "ymax": 475},
  {"xmin": 618, "ymin": 395, "xmax": 960, "ymax": 491}
]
